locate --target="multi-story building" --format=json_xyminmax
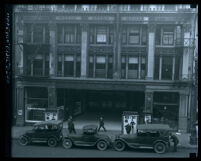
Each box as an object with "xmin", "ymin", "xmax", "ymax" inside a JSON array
[{"xmin": 13, "ymin": 4, "xmax": 198, "ymax": 133}]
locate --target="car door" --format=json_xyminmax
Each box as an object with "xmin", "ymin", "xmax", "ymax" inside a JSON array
[
  {"xmin": 81, "ymin": 133, "xmax": 97, "ymax": 146},
  {"xmin": 32, "ymin": 125, "xmax": 47, "ymax": 142}
]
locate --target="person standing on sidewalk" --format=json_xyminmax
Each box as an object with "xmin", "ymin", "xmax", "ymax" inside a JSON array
[
  {"xmin": 67, "ymin": 116, "xmax": 76, "ymax": 134},
  {"xmin": 98, "ymin": 116, "xmax": 107, "ymax": 132},
  {"xmin": 170, "ymin": 133, "xmax": 179, "ymax": 152}
]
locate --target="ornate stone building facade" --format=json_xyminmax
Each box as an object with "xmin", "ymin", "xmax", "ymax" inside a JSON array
[{"xmin": 13, "ymin": 4, "xmax": 197, "ymax": 133}]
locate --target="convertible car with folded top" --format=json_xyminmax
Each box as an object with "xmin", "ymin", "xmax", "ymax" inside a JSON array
[{"xmin": 62, "ymin": 125, "xmax": 111, "ymax": 151}]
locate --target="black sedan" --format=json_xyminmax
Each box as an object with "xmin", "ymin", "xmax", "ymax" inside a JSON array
[{"xmin": 62, "ymin": 125, "xmax": 111, "ymax": 151}]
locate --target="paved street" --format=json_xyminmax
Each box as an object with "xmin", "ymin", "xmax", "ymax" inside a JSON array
[{"xmin": 11, "ymin": 140, "xmax": 198, "ymax": 158}]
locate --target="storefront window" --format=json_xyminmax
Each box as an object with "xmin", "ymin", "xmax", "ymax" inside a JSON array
[{"xmin": 25, "ymin": 87, "xmax": 48, "ymax": 122}]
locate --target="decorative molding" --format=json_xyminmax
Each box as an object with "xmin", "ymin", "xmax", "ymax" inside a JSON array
[
  {"xmin": 89, "ymin": 46, "xmax": 113, "ymax": 54},
  {"xmin": 57, "ymin": 46, "xmax": 81, "ymax": 54}
]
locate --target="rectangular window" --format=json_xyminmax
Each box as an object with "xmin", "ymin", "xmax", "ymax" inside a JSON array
[
  {"xmin": 162, "ymin": 56, "xmax": 173, "ymax": 80},
  {"xmin": 33, "ymin": 24, "xmax": 43, "ymax": 43},
  {"xmin": 57, "ymin": 25, "xmax": 64, "ymax": 43},
  {"xmin": 96, "ymin": 27, "xmax": 107, "ymax": 44},
  {"xmin": 141, "ymin": 57, "xmax": 146, "ymax": 79},
  {"xmin": 76, "ymin": 56, "xmax": 81, "ymax": 77},
  {"xmin": 121, "ymin": 56, "xmax": 126, "ymax": 79},
  {"xmin": 57, "ymin": 55, "xmax": 62, "ymax": 76},
  {"xmin": 122, "ymin": 28, "xmax": 127, "ymax": 44},
  {"xmin": 96, "ymin": 56, "xmax": 106, "ymax": 78},
  {"xmin": 154, "ymin": 56, "xmax": 160, "ymax": 80},
  {"xmin": 175, "ymin": 26, "xmax": 182, "ymax": 45},
  {"xmin": 128, "ymin": 26, "xmax": 140, "ymax": 44},
  {"xmin": 24, "ymin": 24, "xmax": 32, "ymax": 43},
  {"xmin": 45, "ymin": 55, "xmax": 49, "ymax": 76},
  {"xmin": 33, "ymin": 56, "xmax": 43, "ymax": 76},
  {"xmin": 107, "ymin": 56, "xmax": 113, "ymax": 78},
  {"xmin": 128, "ymin": 57, "xmax": 138, "ymax": 79},
  {"xmin": 162, "ymin": 27, "xmax": 174, "ymax": 45},
  {"xmin": 109, "ymin": 27, "xmax": 114, "ymax": 44},
  {"xmin": 155, "ymin": 26, "xmax": 161, "ymax": 45},
  {"xmin": 88, "ymin": 56, "xmax": 94, "ymax": 77},
  {"xmin": 64, "ymin": 55, "xmax": 74, "ymax": 77},
  {"xmin": 64, "ymin": 26, "xmax": 75, "ymax": 44},
  {"xmin": 174, "ymin": 56, "xmax": 180, "ymax": 80},
  {"xmin": 89, "ymin": 27, "xmax": 95, "ymax": 44},
  {"xmin": 141, "ymin": 26, "xmax": 147, "ymax": 45}
]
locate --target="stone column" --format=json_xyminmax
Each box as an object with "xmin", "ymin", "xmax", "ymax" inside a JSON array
[
  {"xmin": 146, "ymin": 24, "xmax": 155, "ymax": 80},
  {"xmin": 16, "ymin": 86, "xmax": 25, "ymax": 126},
  {"xmin": 113, "ymin": 13, "xmax": 121, "ymax": 79},
  {"xmin": 48, "ymin": 86, "xmax": 57, "ymax": 109},
  {"xmin": 178, "ymin": 91, "xmax": 188, "ymax": 133},
  {"xmin": 81, "ymin": 24, "xmax": 88, "ymax": 78},
  {"xmin": 49, "ymin": 23, "xmax": 56, "ymax": 77},
  {"xmin": 15, "ymin": 16, "xmax": 24, "ymax": 75}
]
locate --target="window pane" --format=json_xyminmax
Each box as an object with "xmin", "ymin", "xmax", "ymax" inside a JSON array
[
  {"xmin": 96, "ymin": 27, "xmax": 107, "ymax": 43},
  {"xmin": 142, "ymin": 26, "xmax": 147, "ymax": 45},
  {"xmin": 128, "ymin": 57, "xmax": 138, "ymax": 79},
  {"xmin": 174, "ymin": 56, "xmax": 180, "ymax": 80},
  {"xmin": 154, "ymin": 56, "xmax": 159, "ymax": 80},
  {"xmin": 24, "ymin": 24, "xmax": 32, "ymax": 43},
  {"xmin": 57, "ymin": 25, "xmax": 63, "ymax": 43},
  {"xmin": 155, "ymin": 26, "xmax": 161, "ymax": 45},
  {"xmin": 64, "ymin": 55, "xmax": 74, "ymax": 77},
  {"xmin": 76, "ymin": 56, "xmax": 81, "ymax": 77},
  {"xmin": 33, "ymin": 59, "xmax": 43, "ymax": 76},
  {"xmin": 107, "ymin": 56, "xmax": 113, "ymax": 78},
  {"xmin": 162, "ymin": 57, "xmax": 173, "ymax": 80},
  {"xmin": 33, "ymin": 24, "xmax": 43, "ymax": 43}
]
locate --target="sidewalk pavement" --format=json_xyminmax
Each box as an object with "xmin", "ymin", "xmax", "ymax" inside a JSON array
[{"xmin": 11, "ymin": 121, "xmax": 198, "ymax": 149}]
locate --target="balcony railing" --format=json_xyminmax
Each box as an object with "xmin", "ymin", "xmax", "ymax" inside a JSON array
[{"xmin": 14, "ymin": 5, "xmax": 196, "ymax": 13}]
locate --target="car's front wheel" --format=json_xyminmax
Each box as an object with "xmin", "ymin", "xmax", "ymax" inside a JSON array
[
  {"xmin": 62, "ymin": 138, "xmax": 73, "ymax": 149},
  {"xmin": 47, "ymin": 137, "xmax": 57, "ymax": 147},
  {"xmin": 97, "ymin": 140, "xmax": 108, "ymax": 151},
  {"xmin": 114, "ymin": 140, "xmax": 126, "ymax": 151},
  {"xmin": 18, "ymin": 136, "xmax": 29, "ymax": 146},
  {"xmin": 154, "ymin": 142, "xmax": 166, "ymax": 154}
]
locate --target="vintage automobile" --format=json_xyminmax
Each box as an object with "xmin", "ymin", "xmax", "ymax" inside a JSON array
[
  {"xmin": 113, "ymin": 124, "xmax": 173, "ymax": 154},
  {"xmin": 18, "ymin": 120, "xmax": 63, "ymax": 147},
  {"xmin": 62, "ymin": 125, "xmax": 111, "ymax": 151}
]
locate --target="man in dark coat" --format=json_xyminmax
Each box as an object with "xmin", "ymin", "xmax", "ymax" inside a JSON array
[
  {"xmin": 170, "ymin": 133, "xmax": 179, "ymax": 152},
  {"xmin": 67, "ymin": 116, "xmax": 76, "ymax": 134},
  {"xmin": 98, "ymin": 116, "xmax": 107, "ymax": 132}
]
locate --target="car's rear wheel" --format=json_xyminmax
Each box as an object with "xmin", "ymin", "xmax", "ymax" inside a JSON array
[
  {"xmin": 97, "ymin": 140, "xmax": 108, "ymax": 151},
  {"xmin": 114, "ymin": 140, "xmax": 126, "ymax": 151},
  {"xmin": 154, "ymin": 142, "xmax": 166, "ymax": 154},
  {"xmin": 47, "ymin": 137, "xmax": 57, "ymax": 147},
  {"xmin": 18, "ymin": 136, "xmax": 29, "ymax": 146},
  {"xmin": 62, "ymin": 138, "xmax": 72, "ymax": 149}
]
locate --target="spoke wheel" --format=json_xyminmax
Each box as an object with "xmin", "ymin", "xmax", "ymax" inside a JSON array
[
  {"xmin": 62, "ymin": 138, "xmax": 72, "ymax": 149},
  {"xmin": 97, "ymin": 140, "xmax": 108, "ymax": 151},
  {"xmin": 18, "ymin": 136, "xmax": 29, "ymax": 146},
  {"xmin": 114, "ymin": 140, "xmax": 125, "ymax": 151},
  {"xmin": 47, "ymin": 138, "xmax": 57, "ymax": 147},
  {"xmin": 154, "ymin": 142, "xmax": 166, "ymax": 154}
]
